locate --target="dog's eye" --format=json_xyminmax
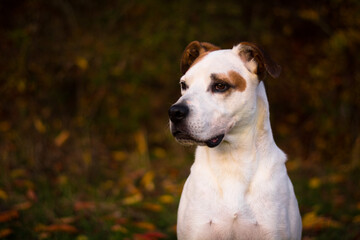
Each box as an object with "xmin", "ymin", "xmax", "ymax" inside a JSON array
[
  {"xmin": 180, "ymin": 82, "xmax": 188, "ymax": 90},
  {"xmin": 213, "ymin": 82, "xmax": 230, "ymax": 92}
]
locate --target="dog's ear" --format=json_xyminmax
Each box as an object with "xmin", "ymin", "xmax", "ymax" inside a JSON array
[
  {"xmin": 180, "ymin": 41, "xmax": 220, "ymax": 74},
  {"xmin": 236, "ymin": 42, "xmax": 281, "ymax": 80}
]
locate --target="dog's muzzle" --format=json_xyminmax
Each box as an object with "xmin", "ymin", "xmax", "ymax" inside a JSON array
[{"xmin": 168, "ymin": 103, "xmax": 224, "ymax": 148}]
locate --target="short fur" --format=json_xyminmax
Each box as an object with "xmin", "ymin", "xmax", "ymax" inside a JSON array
[{"xmin": 169, "ymin": 41, "xmax": 302, "ymax": 240}]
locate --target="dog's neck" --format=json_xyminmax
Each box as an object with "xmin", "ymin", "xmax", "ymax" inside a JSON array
[{"xmin": 194, "ymin": 82, "xmax": 286, "ymax": 185}]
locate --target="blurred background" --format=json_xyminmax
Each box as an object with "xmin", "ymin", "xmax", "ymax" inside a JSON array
[{"xmin": 0, "ymin": 0, "xmax": 359, "ymax": 239}]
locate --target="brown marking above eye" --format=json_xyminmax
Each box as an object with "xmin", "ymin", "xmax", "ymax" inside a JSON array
[
  {"xmin": 228, "ymin": 70, "xmax": 246, "ymax": 92},
  {"xmin": 209, "ymin": 71, "xmax": 246, "ymax": 94}
]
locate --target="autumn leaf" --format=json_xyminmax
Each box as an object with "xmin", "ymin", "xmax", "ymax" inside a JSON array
[
  {"xmin": 133, "ymin": 232, "xmax": 167, "ymax": 240},
  {"xmin": 158, "ymin": 195, "xmax": 174, "ymax": 204},
  {"xmin": 112, "ymin": 151, "xmax": 128, "ymax": 161},
  {"xmin": 122, "ymin": 193, "xmax": 143, "ymax": 205},
  {"xmin": 76, "ymin": 57, "xmax": 88, "ymax": 70},
  {"xmin": 302, "ymin": 211, "xmax": 342, "ymax": 230},
  {"xmin": 141, "ymin": 171, "xmax": 155, "ymax": 191},
  {"xmin": 0, "ymin": 228, "xmax": 12, "ymax": 238},
  {"xmin": 26, "ymin": 189, "xmax": 38, "ymax": 201},
  {"xmin": 111, "ymin": 224, "xmax": 128, "ymax": 233},
  {"xmin": 34, "ymin": 118, "xmax": 46, "ymax": 133},
  {"xmin": 134, "ymin": 222, "xmax": 156, "ymax": 231},
  {"xmin": 74, "ymin": 201, "xmax": 96, "ymax": 211},
  {"xmin": 0, "ymin": 210, "xmax": 18, "ymax": 223},
  {"xmin": 14, "ymin": 201, "xmax": 32, "ymax": 211},
  {"xmin": 0, "ymin": 189, "xmax": 8, "ymax": 200},
  {"xmin": 35, "ymin": 224, "xmax": 78, "ymax": 233},
  {"xmin": 54, "ymin": 130, "xmax": 70, "ymax": 147},
  {"xmin": 143, "ymin": 203, "xmax": 163, "ymax": 212},
  {"xmin": 308, "ymin": 177, "xmax": 321, "ymax": 189}
]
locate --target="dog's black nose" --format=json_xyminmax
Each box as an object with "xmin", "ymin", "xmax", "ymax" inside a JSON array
[{"xmin": 168, "ymin": 104, "xmax": 189, "ymax": 123}]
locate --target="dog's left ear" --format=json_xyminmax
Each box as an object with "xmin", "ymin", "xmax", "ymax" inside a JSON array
[
  {"xmin": 236, "ymin": 42, "xmax": 281, "ymax": 80},
  {"xmin": 181, "ymin": 41, "xmax": 220, "ymax": 74}
]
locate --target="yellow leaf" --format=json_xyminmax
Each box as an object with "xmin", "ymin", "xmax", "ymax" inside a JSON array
[
  {"xmin": 134, "ymin": 221, "xmax": 156, "ymax": 231},
  {"xmin": 111, "ymin": 224, "xmax": 128, "ymax": 233},
  {"xmin": 76, "ymin": 57, "xmax": 88, "ymax": 70},
  {"xmin": 54, "ymin": 130, "xmax": 70, "ymax": 147},
  {"xmin": 309, "ymin": 177, "xmax": 321, "ymax": 189},
  {"xmin": 141, "ymin": 171, "xmax": 155, "ymax": 192},
  {"xmin": 135, "ymin": 130, "xmax": 148, "ymax": 155},
  {"xmin": 153, "ymin": 147, "xmax": 166, "ymax": 159},
  {"xmin": 112, "ymin": 151, "xmax": 127, "ymax": 161},
  {"xmin": 302, "ymin": 211, "xmax": 341, "ymax": 230},
  {"xmin": 122, "ymin": 193, "xmax": 143, "ymax": 205},
  {"xmin": 143, "ymin": 203, "xmax": 163, "ymax": 212},
  {"xmin": 158, "ymin": 195, "xmax": 174, "ymax": 204},
  {"xmin": 0, "ymin": 189, "xmax": 8, "ymax": 200},
  {"xmin": 10, "ymin": 168, "xmax": 27, "ymax": 179},
  {"xmin": 76, "ymin": 235, "xmax": 89, "ymax": 240},
  {"xmin": 34, "ymin": 118, "xmax": 46, "ymax": 133}
]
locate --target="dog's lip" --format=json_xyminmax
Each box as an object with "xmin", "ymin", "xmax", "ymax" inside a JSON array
[
  {"xmin": 173, "ymin": 131, "xmax": 225, "ymax": 148},
  {"xmin": 205, "ymin": 134, "xmax": 225, "ymax": 148}
]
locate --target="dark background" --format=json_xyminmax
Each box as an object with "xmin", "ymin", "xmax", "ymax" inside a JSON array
[{"xmin": 0, "ymin": 0, "xmax": 359, "ymax": 239}]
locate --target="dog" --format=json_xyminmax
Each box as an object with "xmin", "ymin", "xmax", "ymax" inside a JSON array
[{"xmin": 168, "ymin": 41, "xmax": 302, "ymax": 240}]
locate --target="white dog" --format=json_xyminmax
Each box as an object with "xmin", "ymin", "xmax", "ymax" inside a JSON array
[{"xmin": 168, "ymin": 41, "xmax": 302, "ymax": 240}]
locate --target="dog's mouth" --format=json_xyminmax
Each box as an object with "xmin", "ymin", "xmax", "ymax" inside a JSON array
[
  {"xmin": 173, "ymin": 131, "xmax": 225, "ymax": 148},
  {"xmin": 205, "ymin": 134, "xmax": 225, "ymax": 148}
]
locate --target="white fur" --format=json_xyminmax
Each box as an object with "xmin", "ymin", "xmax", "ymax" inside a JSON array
[{"xmin": 172, "ymin": 45, "xmax": 302, "ymax": 240}]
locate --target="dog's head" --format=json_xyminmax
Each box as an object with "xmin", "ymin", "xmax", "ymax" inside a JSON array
[{"xmin": 168, "ymin": 41, "xmax": 281, "ymax": 148}]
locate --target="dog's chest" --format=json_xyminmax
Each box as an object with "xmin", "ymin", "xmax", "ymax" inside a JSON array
[{"xmin": 178, "ymin": 174, "xmax": 273, "ymax": 239}]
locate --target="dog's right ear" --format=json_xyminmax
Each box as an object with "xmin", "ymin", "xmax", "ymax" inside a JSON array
[{"xmin": 180, "ymin": 41, "xmax": 220, "ymax": 74}]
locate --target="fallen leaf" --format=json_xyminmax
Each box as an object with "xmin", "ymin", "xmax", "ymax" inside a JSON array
[
  {"xmin": 134, "ymin": 222, "xmax": 156, "ymax": 231},
  {"xmin": 35, "ymin": 224, "xmax": 77, "ymax": 233},
  {"xmin": 14, "ymin": 201, "xmax": 32, "ymax": 211},
  {"xmin": 158, "ymin": 195, "xmax": 174, "ymax": 204},
  {"xmin": 27, "ymin": 189, "xmax": 38, "ymax": 201},
  {"xmin": 0, "ymin": 121, "xmax": 11, "ymax": 132},
  {"xmin": 10, "ymin": 169, "xmax": 27, "ymax": 179},
  {"xmin": 0, "ymin": 189, "xmax": 8, "ymax": 200},
  {"xmin": 302, "ymin": 211, "xmax": 341, "ymax": 230},
  {"xmin": 112, "ymin": 151, "xmax": 128, "ymax": 161},
  {"xmin": 34, "ymin": 118, "xmax": 46, "ymax": 133},
  {"xmin": 76, "ymin": 235, "xmax": 89, "ymax": 240},
  {"xmin": 111, "ymin": 224, "xmax": 128, "ymax": 233},
  {"xmin": 0, "ymin": 210, "xmax": 18, "ymax": 223},
  {"xmin": 122, "ymin": 193, "xmax": 143, "ymax": 205},
  {"xmin": 134, "ymin": 232, "xmax": 167, "ymax": 240},
  {"xmin": 54, "ymin": 130, "xmax": 70, "ymax": 147},
  {"xmin": 0, "ymin": 228, "xmax": 12, "ymax": 238},
  {"xmin": 74, "ymin": 201, "xmax": 96, "ymax": 211},
  {"xmin": 353, "ymin": 215, "xmax": 360, "ymax": 223},
  {"xmin": 308, "ymin": 177, "xmax": 321, "ymax": 189},
  {"xmin": 76, "ymin": 57, "xmax": 88, "ymax": 70},
  {"xmin": 143, "ymin": 203, "xmax": 163, "ymax": 212},
  {"xmin": 141, "ymin": 171, "xmax": 155, "ymax": 191}
]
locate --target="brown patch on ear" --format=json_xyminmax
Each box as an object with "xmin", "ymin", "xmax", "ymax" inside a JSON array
[
  {"xmin": 180, "ymin": 41, "xmax": 220, "ymax": 74},
  {"xmin": 237, "ymin": 42, "xmax": 281, "ymax": 80},
  {"xmin": 228, "ymin": 70, "xmax": 246, "ymax": 92}
]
